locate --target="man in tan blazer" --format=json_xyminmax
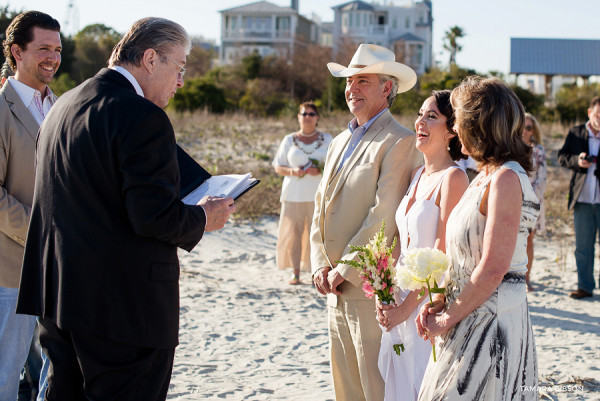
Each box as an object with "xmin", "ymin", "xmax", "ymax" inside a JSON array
[
  {"xmin": 0, "ymin": 11, "xmax": 61, "ymax": 400},
  {"xmin": 310, "ymin": 44, "xmax": 422, "ymax": 401}
]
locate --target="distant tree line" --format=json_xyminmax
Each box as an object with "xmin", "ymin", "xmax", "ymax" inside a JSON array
[{"xmin": 1, "ymin": 6, "xmax": 595, "ymax": 123}]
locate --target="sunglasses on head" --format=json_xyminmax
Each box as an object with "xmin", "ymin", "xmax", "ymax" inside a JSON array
[{"xmin": 299, "ymin": 112, "xmax": 318, "ymax": 117}]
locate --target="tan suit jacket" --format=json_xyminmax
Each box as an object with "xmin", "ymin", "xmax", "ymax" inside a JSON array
[
  {"xmin": 310, "ymin": 109, "xmax": 421, "ymax": 401},
  {"xmin": 0, "ymin": 82, "xmax": 53, "ymax": 288},
  {"xmin": 310, "ymin": 109, "xmax": 421, "ymax": 296}
]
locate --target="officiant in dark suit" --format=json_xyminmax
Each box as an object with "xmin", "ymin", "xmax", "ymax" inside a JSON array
[{"xmin": 16, "ymin": 17, "xmax": 235, "ymax": 400}]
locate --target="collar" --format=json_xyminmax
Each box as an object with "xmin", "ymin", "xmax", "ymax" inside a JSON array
[
  {"xmin": 586, "ymin": 121, "xmax": 600, "ymax": 139},
  {"xmin": 348, "ymin": 108, "xmax": 388, "ymax": 134},
  {"xmin": 111, "ymin": 66, "xmax": 144, "ymax": 97},
  {"xmin": 6, "ymin": 77, "xmax": 53, "ymax": 107}
]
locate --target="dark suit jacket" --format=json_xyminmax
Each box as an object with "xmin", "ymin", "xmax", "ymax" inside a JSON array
[
  {"xmin": 16, "ymin": 68, "xmax": 206, "ymax": 349},
  {"xmin": 558, "ymin": 123, "xmax": 593, "ymax": 210}
]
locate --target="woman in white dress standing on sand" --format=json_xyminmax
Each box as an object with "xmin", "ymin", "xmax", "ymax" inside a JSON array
[
  {"xmin": 376, "ymin": 90, "xmax": 469, "ymax": 401},
  {"xmin": 416, "ymin": 77, "xmax": 540, "ymax": 400},
  {"xmin": 273, "ymin": 102, "xmax": 332, "ymax": 285}
]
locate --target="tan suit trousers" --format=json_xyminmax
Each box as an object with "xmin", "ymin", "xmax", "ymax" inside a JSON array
[{"xmin": 328, "ymin": 281, "xmax": 384, "ymax": 401}]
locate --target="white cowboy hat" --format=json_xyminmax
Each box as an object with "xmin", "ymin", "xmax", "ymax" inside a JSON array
[{"xmin": 327, "ymin": 43, "xmax": 417, "ymax": 94}]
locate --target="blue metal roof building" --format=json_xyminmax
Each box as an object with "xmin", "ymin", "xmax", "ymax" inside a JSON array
[{"xmin": 511, "ymin": 38, "xmax": 600, "ymax": 77}]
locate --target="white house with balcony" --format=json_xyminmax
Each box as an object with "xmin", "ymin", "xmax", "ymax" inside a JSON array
[
  {"xmin": 332, "ymin": 0, "xmax": 432, "ymax": 75},
  {"xmin": 219, "ymin": 1, "xmax": 318, "ymax": 64}
]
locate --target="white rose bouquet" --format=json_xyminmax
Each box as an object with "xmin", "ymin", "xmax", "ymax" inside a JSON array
[{"xmin": 396, "ymin": 247, "xmax": 450, "ymax": 362}]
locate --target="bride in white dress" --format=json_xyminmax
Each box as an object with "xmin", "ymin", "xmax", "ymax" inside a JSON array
[{"xmin": 376, "ymin": 90, "xmax": 469, "ymax": 401}]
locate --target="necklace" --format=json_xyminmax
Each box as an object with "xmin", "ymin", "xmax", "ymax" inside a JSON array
[
  {"xmin": 292, "ymin": 132, "xmax": 324, "ymax": 155},
  {"xmin": 423, "ymin": 161, "xmax": 455, "ymax": 177},
  {"xmin": 299, "ymin": 130, "xmax": 318, "ymax": 137}
]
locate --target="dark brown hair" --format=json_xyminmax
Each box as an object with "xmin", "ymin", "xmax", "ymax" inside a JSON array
[
  {"xmin": 2, "ymin": 11, "xmax": 60, "ymax": 71},
  {"xmin": 299, "ymin": 101, "xmax": 318, "ymax": 115},
  {"xmin": 431, "ymin": 89, "xmax": 466, "ymax": 161},
  {"xmin": 451, "ymin": 76, "xmax": 533, "ymax": 172}
]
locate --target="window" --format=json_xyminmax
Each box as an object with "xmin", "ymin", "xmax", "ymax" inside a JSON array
[
  {"xmin": 243, "ymin": 17, "xmax": 252, "ymax": 30},
  {"xmin": 405, "ymin": 17, "xmax": 410, "ymax": 29},
  {"xmin": 226, "ymin": 16, "xmax": 237, "ymax": 30},
  {"xmin": 392, "ymin": 18, "xmax": 397, "ymax": 29},
  {"xmin": 277, "ymin": 16, "xmax": 290, "ymax": 30}
]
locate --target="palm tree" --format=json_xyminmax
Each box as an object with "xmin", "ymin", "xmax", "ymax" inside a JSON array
[{"xmin": 443, "ymin": 26, "xmax": 465, "ymax": 66}]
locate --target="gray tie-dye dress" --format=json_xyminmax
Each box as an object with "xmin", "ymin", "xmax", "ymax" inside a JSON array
[{"xmin": 418, "ymin": 161, "xmax": 540, "ymax": 401}]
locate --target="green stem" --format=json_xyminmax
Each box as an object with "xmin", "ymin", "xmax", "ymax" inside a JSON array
[{"xmin": 425, "ymin": 279, "xmax": 437, "ymax": 362}]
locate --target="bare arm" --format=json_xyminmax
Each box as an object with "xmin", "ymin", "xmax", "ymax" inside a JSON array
[
  {"xmin": 415, "ymin": 167, "xmax": 468, "ymax": 335},
  {"xmin": 382, "ymin": 167, "xmax": 468, "ymax": 331},
  {"xmin": 274, "ymin": 165, "xmax": 306, "ymax": 178},
  {"xmin": 421, "ymin": 168, "xmax": 522, "ymax": 337}
]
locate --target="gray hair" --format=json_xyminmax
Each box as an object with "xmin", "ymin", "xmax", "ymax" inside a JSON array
[
  {"xmin": 378, "ymin": 74, "xmax": 399, "ymax": 107},
  {"xmin": 109, "ymin": 17, "xmax": 191, "ymax": 67}
]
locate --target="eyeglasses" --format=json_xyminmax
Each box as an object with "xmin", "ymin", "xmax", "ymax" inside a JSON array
[
  {"xmin": 163, "ymin": 54, "xmax": 186, "ymax": 79},
  {"xmin": 524, "ymin": 125, "xmax": 534, "ymax": 131},
  {"xmin": 299, "ymin": 112, "xmax": 318, "ymax": 117}
]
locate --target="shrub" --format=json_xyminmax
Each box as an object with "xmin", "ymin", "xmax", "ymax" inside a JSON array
[
  {"xmin": 173, "ymin": 77, "xmax": 228, "ymax": 113},
  {"xmin": 238, "ymin": 78, "xmax": 287, "ymax": 116},
  {"xmin": 554, "ymin": 83, "xmax": 600, "ymax": 124}
]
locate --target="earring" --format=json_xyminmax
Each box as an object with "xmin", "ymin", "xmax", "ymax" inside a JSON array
[{"xmin": 447, "ymin": 144, "xmax": 451, "ymax": 152}]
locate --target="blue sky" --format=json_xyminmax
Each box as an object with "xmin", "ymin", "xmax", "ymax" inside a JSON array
[{"xmin": 13, "ymin": 0, "xmax": 600, "ymax": 75}]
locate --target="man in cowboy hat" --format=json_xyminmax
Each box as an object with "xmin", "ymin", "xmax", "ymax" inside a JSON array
[{"xmin": 310, "ymin": 43, "xmax": 421, "ymax": 400}]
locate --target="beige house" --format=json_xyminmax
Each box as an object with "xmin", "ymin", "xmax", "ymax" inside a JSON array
[
  {"xmin": 332, "ymin": 0, "xmax": 433, "ymax": 75},
  {"xmin": 219, "ymin": 0, "xmax": 319, "ymax": 64}
]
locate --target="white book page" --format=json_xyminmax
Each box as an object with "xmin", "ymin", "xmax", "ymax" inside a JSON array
[{"xmin": 182, "ymin": 173, "xmax": 251, "ymax": 205}]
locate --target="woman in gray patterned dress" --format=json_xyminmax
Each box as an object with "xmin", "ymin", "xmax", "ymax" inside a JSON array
[{"xmin": 416, "ymin": 76, "xmax": 540, "ymax": 401}]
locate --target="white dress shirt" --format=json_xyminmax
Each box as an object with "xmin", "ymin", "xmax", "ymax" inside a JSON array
[
  {"xmin": 111, "ymin": 66, "xmax": 144, "ymax": 97},
  {"xmin": 7, "ymin": 77, "xmax": 55, "ymax": 125}
]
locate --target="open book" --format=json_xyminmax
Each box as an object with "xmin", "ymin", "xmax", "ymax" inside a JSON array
[{"xmin": 177, "ymin": 145, "xmax": 259, "ymax": 205}]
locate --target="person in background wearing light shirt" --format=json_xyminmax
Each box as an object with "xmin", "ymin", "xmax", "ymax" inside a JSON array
[
  {"xmin": 273, "ymin": 101, "xmax": 332, "ymax": 285},
  {"xmin": 558, "ymin": 96, "xmax": 600, "ymax": 299}
]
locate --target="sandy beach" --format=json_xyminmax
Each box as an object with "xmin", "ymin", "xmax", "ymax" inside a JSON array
[{"xmin": 165, "ymin": 216, "xmax": 600, "ymax": 401}]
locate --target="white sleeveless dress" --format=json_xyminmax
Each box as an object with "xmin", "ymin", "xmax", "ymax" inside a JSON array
[
  {"xmin": 378, "ymin": 165, "xmax": 461, "ymax": 401},
  {"xmin": 418, "ymin": 161, "xmax": 540, "ymax": 401}
]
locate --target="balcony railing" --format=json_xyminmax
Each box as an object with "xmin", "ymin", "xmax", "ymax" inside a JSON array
[
  {"xmin": 223, "ymin": 29, "xmax": 291, "ymax": 39},
  {"xmin": 368, "ymin": 25, "xmax": 389, "ymax": 35}
]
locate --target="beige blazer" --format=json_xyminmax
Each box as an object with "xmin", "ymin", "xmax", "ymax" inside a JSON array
[
  {"xmin": 0, "ymin": 82, "xmax": 51, "ymax": 288},
  {"xmin": 310, "ymin": 110, "xmax": 422, "ymax": 300}
]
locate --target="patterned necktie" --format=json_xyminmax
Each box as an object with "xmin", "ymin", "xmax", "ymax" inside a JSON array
[{"xmin": 33, "ymin": 91, "xmax": 45, "ymax": 118}]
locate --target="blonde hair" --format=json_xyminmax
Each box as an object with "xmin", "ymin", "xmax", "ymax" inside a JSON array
[
  {"xmin": 524, "ymin": 112, "xmax": 542, "ymax": 145},
  {"xmin": 451, "ymin": 76, "xmax": 532, "ymax": 172}
]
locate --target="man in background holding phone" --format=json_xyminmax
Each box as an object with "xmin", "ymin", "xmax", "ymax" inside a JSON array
[{"xmin": 558, "ymin": 96, "xmax": 600, "ymax": 299}]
